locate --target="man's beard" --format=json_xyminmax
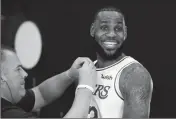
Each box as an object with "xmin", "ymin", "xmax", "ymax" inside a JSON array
[{"xmin": 93, "ymin": 39, "xmax": 124, "ymax": 60}]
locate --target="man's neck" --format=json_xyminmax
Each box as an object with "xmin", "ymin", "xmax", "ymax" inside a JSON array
[
  {"xmin": 96, "ymin": 53, "xmax": 126, "ymax": 68},
  {"xmin": 1, "ymin": 93, "xmax": 12, "ymax": 103},
  {"xmin": 1, "ymin": 85, "xmax": 14, "ymax": 103}
]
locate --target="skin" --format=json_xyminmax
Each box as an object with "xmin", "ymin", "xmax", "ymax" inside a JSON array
[
  {"xmin": 91, "ymin": 11, "xmax": 127, "ymax": 68},
  {"xmin": 90, "ymin": 10, "xmax": 153, "ymax": 118},
  {"xmin": 1, "ymin": 49, "xmax": 27, "ymax": 103},
  {"xmin": 119, "ymin": 63, "xmax": 153, "ymax": 118},
  {"xmin": 1, "ymin": 49, "xmax": 96, "ymax": 118}
]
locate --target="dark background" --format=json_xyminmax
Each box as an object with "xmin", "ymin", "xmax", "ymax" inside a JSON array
[{"xmin": 2, "ymin": 0, "xmax": 176, "ymax": 118}]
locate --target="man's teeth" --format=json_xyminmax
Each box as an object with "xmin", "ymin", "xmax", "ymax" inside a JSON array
[{"xmin": 104, "ymin": 42, "xmax": 117, "ymax": 45}]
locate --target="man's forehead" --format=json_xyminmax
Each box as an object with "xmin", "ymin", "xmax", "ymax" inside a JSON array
[
  {"xmin": 97, "ymin": 11, "xmax": 123, "ymax": 22},
  {"xmin": 3, "ymin": 50, "xmax": 16, "ymax": 58},
  {"xmin": 3, "ymin": 50, "xmax": 21, "ymax": 64}
]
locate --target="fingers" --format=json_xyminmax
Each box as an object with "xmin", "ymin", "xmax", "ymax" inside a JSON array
[
  {"xmin": 71, "ymin": 57, "xmax": 95, "ymax": 70},
  {"xmin": 69, "ymin": 57, "xmax": 95, "ymax": 80},
  {"xmin": 75, "ymin": 57, "xmax": 93, "ymax": 67},
  {"xmin": 78, "ymin": 58, "xmax": 97, "ymax": 89},
  {"xmin": 80, "ymin": 58, "xmax": 95, "ymax": 69},
  {"xmin": 80, "ymin": 62, "xmax": 95, "ymax": 72},
  {"xmin": 77, "ymin": 57, "xmax": 92, "ymax": 64}
]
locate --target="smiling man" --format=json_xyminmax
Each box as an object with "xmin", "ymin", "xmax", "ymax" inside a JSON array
[{"xmin": 87, "ymin": 6, "xmax": 153, "ymax": 118}]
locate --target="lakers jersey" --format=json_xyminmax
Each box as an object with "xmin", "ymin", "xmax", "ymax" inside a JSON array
[{"xmin": 88, "ymin": 56, "xmax": 141, "ymax": 118}]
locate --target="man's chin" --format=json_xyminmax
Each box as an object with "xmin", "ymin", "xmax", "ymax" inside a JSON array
[
  {"xmin": 102, "ymin": 46, "xmax": 124, "ymax": 59},
  {"xmin": 93, "ymin": 40, "xmax": 124, "ymax": 60},
  {"xmin": 19, "ymin": 89, "xmax": 26, "ymax": 97},
  {"xmin": 104, "ymin": 49, "xmax": 116, "ymax": 56}
]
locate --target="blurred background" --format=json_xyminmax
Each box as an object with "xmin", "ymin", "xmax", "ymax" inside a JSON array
[{"xmin": 1, "ymin": 0, "xmax": 176, "ymax": 118}]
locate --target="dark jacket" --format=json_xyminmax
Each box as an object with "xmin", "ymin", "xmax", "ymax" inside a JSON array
[{"xmin": 1, "ymin": 90, "xmax": 36, "ymax": 118}]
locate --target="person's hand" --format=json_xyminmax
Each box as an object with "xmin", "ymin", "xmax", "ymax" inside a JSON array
[
  {"xmin": 67, "ymin": 57, "xmax": 93, "ymax": 80},
  {"xmin": 78, "ymin": 59, "xmax": 97, "ymax": 89}
]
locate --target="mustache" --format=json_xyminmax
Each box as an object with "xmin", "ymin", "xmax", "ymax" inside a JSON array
[{"xmin": 102, "ymin": 33, "xmax": 122, "ymax": 39}]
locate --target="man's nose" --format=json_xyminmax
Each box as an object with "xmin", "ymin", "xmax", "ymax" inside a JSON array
[
  {"xmin": 106, "ymin": 30, "xmax": 116, "ymax": 39},
  {"xmin": 21, "ymin": 69, "xmax": 28, "ymax": 79}
]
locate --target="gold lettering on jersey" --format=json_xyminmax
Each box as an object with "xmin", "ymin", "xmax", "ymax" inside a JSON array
[
  {"xmin": 93, "ymin": 84, "xmax": 111, "ymax": 99},
  {"xmin": 101, "ymin": 74, "xmax": 113, "ymax": 80}
]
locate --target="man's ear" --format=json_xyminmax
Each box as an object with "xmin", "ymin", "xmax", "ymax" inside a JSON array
[
  {"xmin": 90, "ymin": 23, "xmax": 95, "ymax": 37},
  {"xmin": 1, "ymin": 73, "xmax": 6, "ymax": 85},
  {"xmin": 0, "ymin": 64, "xmax": 8, "ymax": 82},
  {"xmin": 1, "ymin": 69, "xmax": 7, "ymax": 82},
  {"xmin": 124, "ymin": 25, "xmax": 127, "ymax": 40}
]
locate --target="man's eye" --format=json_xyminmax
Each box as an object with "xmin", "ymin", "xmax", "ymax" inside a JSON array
[
  {"xmin": 115, "ymin": 26, "xmax": 123, "ymax": 31},
  {"xmin": 100, "ymin": 26, "xmax": 108, "ymax": 31},
  {"xmin": 16, "ymin": 67, "xmax": 21, "ymax": 71}
]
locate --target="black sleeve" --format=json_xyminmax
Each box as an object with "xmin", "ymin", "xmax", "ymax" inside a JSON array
[
  {"xmin": 17, "ymin": 89, "xmax": 35, "ymax": 112},
  {"xmin": 2, "ymin": 106, "xmax": 36, "ymax": 118}
]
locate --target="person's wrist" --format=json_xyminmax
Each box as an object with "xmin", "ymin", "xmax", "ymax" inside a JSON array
[
  {"xmin": 65, "ymin": 69, "xmax": 74, "ymax": 82},
  {"xmin": 76, "ymin": 84, "xmax": 94, "ymax": 94},
  {"xmin": 78, "ymin": 82, "xmax": 94, "ymax": 90},
  {"xmin": 76, "ymin": 88, "xmax": 92, "ymax": 96}
]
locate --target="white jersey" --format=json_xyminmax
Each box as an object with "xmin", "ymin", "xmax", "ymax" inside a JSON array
[{"xmin": 88, "ymin": 56, "xmax": 140, "ymax": 118}]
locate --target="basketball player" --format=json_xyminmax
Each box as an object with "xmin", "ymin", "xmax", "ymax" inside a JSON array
[
  {"xmin": 87, "ymin": 7, "xmax": 153, "ymax": 118},
  {"xmin": 1, "ymin": 45, "xmax": 96, "ymax": 118}
]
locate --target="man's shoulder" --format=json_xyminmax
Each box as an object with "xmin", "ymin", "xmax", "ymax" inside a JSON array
[
  {"xmin": 118, "ymin": 62, "xmax": 153, "ymax": 101},
  {"xmin": 2, "ymin": 106, "xmax": 35, "ymax": 118},
  {"xmin": 1, "ymin": 98, "xmax": 35, "ymax": 118},
  {"xmin": 122, "ymin": 62, "xmax": 148, "ymax": 73},
  {"xmin": 16, "ymin": 89, "xmax": 35, "ymax": 112},
  {"xmin": 119, "ymin": 62, "xmax": 152, "ymax": 90}
]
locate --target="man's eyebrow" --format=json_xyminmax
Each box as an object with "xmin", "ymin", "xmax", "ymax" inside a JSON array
[
  {"xmin": 99, "ymin": 20, "xmax": 123, "ymax": 24},
  {"xmin": 117, "ymin": 21, "xmax": 123, "ymax": 24},
  {"xmin": 17, "ymin": 65, "xmax": 22, "ymax": 68},
  {"xmin": 100, "ymin": 20, "xmax": 108, "ymax": 23}
]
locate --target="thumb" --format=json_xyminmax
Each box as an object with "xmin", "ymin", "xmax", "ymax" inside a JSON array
[
  {"xmin": 73, "ymin": 60, "xmax": 86, "ymax": 69},
  {"xmin": 80, "ymin": 61, "xmax": 89, "ymax": 68}
]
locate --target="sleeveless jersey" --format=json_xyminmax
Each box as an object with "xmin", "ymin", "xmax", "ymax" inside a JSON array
[{"xmin": 88, "ymin": 56, "xmax": 142, "ymax": 118}]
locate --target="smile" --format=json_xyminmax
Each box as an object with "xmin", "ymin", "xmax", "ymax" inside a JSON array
[
  {"xmin": 21, "ymin": 85, "xmax": 25, "ymax": 89},
  {"xmin": 103, "ymin": 41, "xmax": 117, "ymax": 49}
]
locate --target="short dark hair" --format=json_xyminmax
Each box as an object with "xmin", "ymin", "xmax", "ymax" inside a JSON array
[
  {"xmin": 1, "ymin": 44, "xmax": 16, "ymax": 62},
  {"xmin": 93, "ymin": 6, "xmax": 125, "ymax": 23}
]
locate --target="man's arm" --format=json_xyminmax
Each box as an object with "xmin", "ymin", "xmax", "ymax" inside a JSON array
[
  {"xmin": 119, "ymin": 63, "xmax": 153, "ymax": 118},
  {"xmin": 30, "ymin": 57, "xmax": 93, "ymax": 112},
  {"xmin": 64, "ymin": 60, "xmax": 96, "ymax": 118},
  {"xmin": 64, "ymin": 89, "xmax": 92, "ymax": 118},
  {"xmin": 31, "ymin": 70, "xmax": 73, "ymax": 112}
]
